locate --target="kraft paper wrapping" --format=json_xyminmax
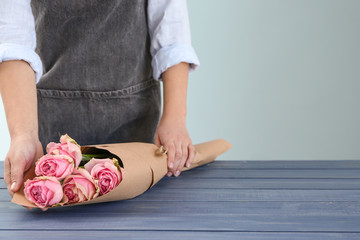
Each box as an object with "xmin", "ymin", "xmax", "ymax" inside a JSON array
[{"xmin": 12, "ymin": 138, "xmax": 232, "ymax": 208}]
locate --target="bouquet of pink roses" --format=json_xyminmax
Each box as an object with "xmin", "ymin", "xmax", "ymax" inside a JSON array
[
  {"xmin": 12, "ymin": 135, "xmax": 232, "ymax": 209},
  {"xmin": 23, "ymin": 134, "xmax": 123, "ymax": 208}
]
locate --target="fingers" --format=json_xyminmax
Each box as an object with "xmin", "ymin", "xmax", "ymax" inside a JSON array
[
  {"xmin": 166, "ymin": 142, "xmax": 195, "ymax": 177},
  {"xmin": 172, "ymin": 144, "xmax": 183, "ymax": 177},
  {"xmin": 185, "ymin": 144, "xmax": 195, "ymax": 168},
  {"xmin": 166, "ymin": 143, "xmax": 175, "ymax": 177},
  {"xmin": 155, "ymin": 122, "xmax": 195, "ymax": 177},
  {"xmin": 5, "ymin": 154, "xmax": 27, "ymax": 197},
  {"xmin": 10, "ymin": 157, "xmax": 26, "ymax": 193},
  {"xmin": 4, "ymin": 157, "xmax": 13, "ymax": 197},
  {"xmin": 173, "ymin": 144, "xmax": 188, "ymax": 176}
]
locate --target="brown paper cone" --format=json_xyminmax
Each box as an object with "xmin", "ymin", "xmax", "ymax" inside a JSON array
[{"xmin": 11, "ymin": 138, "xmax": 232, "ymax": 208}]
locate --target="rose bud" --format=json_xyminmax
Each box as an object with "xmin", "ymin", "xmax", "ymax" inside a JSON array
[
  {"xmin": 84, "ymin": 158, "xmax": 122, "ymax": 196},
  {"xmin": 24, "ymin": 176, "xmax": 63, "ymax": 208},
  {"xmin": 62, "ymin": 168, "xmax": 99, "ymax": 204},
  {"xmin": 35, "ymin": 154, "xmax": 75, "ymax": 180},
  {"xmin": 46, "ymin": 134, "xmax": 82, "ymax": 168},
  {"xmin": 59, "ymin": 134, "xmax": 80, "ymax": 147}
]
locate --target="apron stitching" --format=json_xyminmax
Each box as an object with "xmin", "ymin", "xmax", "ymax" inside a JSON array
[{"xmin": 36, "ymin": 78, "xmax": 159, "ymax": 99}]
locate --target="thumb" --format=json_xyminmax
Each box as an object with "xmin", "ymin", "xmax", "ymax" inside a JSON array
[{"xmin": 10, "ymin": 160, "xmax": 26, "ymax": 193}]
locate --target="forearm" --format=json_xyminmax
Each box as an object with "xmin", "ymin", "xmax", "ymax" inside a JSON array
[
  {"xmin": 0, "ymin": 60, "xmax": 38, "ymax": 139},
  {"xmin": 161, "ymin": 62, "xmax": 189, "ymax": 122}
]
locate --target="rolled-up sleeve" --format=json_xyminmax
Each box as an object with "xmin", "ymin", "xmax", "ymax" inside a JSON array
[
  {"xmin": 0, "ymin": 0, "xmax": 43, "ymax": 83},
  {"xmin": 147, "ymin": 0, "xmax": 200, "ymax": 81}
]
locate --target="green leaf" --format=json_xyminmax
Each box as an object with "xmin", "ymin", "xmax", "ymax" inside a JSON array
[{"xmin": 80, "ymin": 147, "xmax": 124, "ymax": 168}]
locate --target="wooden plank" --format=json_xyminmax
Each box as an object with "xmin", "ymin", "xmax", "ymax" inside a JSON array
[
  {"xmin": 0, "ymin": 231, "xmax": 359, "ymax": 240},
  {"xmin": 178, "ymin": 169, "xmax": 360, "ymax": 179},
  {"xmin": 3, "ymin": 178, "xmax": 360, "ymax": 190},
  {"xmin": 196, "ymin": 160, "xmax": 360, "ymax": 169},
  {"xmin": 2, "ymin": 201, "xmax": 360, "ymax": 216},
  {"xmin": 153, "ymin": 178, "xmax": 360, "ymax": 190},
  {"xmin": 0, "ymin": 205, "xmax": 359, "ymax": 232},
  {"xmin": 2, "ymin": 200, "xmax": 360, "ymax": 233},
  {"xmin": 208, "ymin": 160, "xmax": 360, "ymax": 169},
  {"xmin": 125, "ymin": 188, "xmax": 360, "ymax": 202},
  {"xmin": 2, "ymin": 168, "xmax": 360, "ymax": 179},
  {"xmin": 2, "ymin": 188, "xmax": 360, "ymax": 202}
]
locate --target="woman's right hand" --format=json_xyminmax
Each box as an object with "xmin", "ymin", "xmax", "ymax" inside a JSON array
[
  {"xmin": 0, "ymin": 60, "xmax": 41, "ymax": 203},
  {"xmin": 4, "ymin": 134, "xmax": 43, "ymax": 198}
]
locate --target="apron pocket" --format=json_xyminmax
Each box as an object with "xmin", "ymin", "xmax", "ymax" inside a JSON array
[{"xmin": 36, "ymin": 79, "xmax": 161, "ymax": 151}]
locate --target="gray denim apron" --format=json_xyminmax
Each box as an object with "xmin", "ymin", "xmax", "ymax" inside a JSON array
[{"xmin": 30, "ymin": 0, "xmax": 161, "ymax": 152}]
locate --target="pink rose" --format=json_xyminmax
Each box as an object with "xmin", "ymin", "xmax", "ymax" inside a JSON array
[
  {"xmin": 46, "ymin": 134, "xmax": 82, "ymax": 167},
  {"xmin": 62, "ymin": 168, "xmax": 99, "ymax": 204},
  {"xmin": 24, "ymin": 176, "xmax": 63, "ymax": 208},
  {"xmin": 84, "ymin": 158, "xmax": 122, "ymax": 195},
  {"xmin": 35, "ymin": 154, "xmax": 74, "ymax": 180}
]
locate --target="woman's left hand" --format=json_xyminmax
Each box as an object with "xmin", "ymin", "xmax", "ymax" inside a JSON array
[{"xmin": 154, "ymin": 116, "xmax": 195, "ymax": 177}]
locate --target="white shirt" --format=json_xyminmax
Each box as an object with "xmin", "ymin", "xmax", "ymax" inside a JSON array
[{"xmin": 0, "ymin": 0, "xmax": 200, "ymax": 83}]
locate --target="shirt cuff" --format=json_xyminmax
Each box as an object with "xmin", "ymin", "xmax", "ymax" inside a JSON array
[
  {"xmin": 0, "ymin": 43, "xmax": 43, "ymax": 84},
  {"xmin": 152, "ymin": 43, "xmax": 200, "ymax": 81}
]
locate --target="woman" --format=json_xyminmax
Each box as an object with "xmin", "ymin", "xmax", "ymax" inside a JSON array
[{"xmin": 0, "ymin": 0, "xmax": 200, "ymax": 197}]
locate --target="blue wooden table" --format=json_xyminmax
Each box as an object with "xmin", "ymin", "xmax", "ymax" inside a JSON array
[{"xmin": 0, "ymin": 160, "xmax": 360, "ymax": 240}]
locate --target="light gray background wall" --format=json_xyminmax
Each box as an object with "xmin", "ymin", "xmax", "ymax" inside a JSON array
[{"xmin": 1, "ymin": 0, "xmax": 360, "ymax": 160}]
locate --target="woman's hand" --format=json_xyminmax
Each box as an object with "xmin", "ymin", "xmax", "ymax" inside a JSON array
[
  {"xmin": 4, "ymin": 134, "xmax": 43, "ymax": 198},
  {"xmin": 155, "ymin": 116, "xmax": 195, "ymax": 177},
  {"xmin": 0, "ymin": 60, "xmax": 41, "ymax": 209},
  {"xmin": 156, "ymin": 62, "xmax": 195, "ymax": 177}
]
